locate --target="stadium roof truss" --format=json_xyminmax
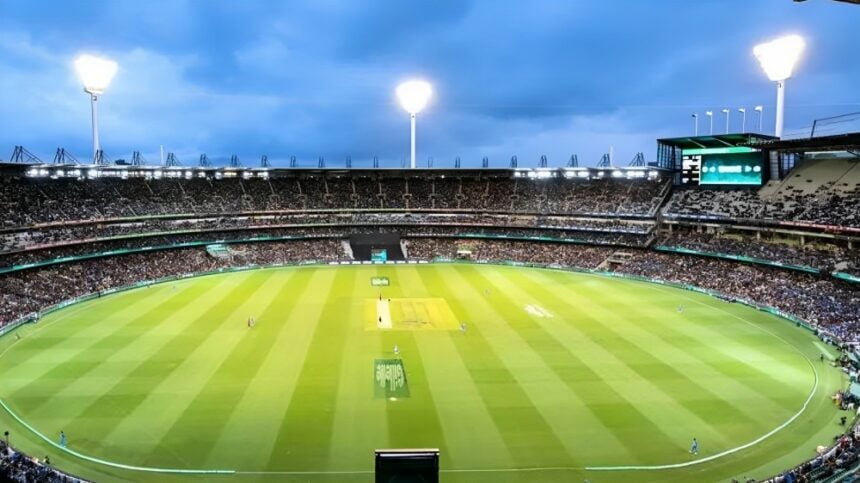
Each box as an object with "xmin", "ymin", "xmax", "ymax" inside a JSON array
[{"xmin": 744, "ymin": 132, "xmax": 860, "ymax": 156}]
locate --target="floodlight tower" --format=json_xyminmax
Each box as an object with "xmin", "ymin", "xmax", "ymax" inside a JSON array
[
  {"xmin": 754, "ymin": 35, "xmax": 805, "ymax": 138},
  {"xmin": 738, "ymin": 108, "xmax": 747, "ymax": 132},
  {"xmin": 74, "ymin": 54, "xmax": 118, "ymax": 162},
  {"xmin": 692, "ymin": 113, "xmax": 699, "ymax": 136},
  {"xmin": 755, "ymin": 105, "xmax": 764, "ymax": 132},
  {"xmin": 705, "ymin": 111, "xmax": 714, "ymax": 135},
  {"xmin": 396, "ymin": 80, "xmax": 432, "ymax": 169},
  {"xmin": 721, "ymin": 108, "xmax": 730, "ymax": 134}
]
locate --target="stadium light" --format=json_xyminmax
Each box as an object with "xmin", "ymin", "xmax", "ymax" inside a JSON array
[
  {"xmin": 721, "ymin": 108, "xmax": 730, "ymax": 134},
  {"xmin": 753, "ymin": 35, "xmax": 805, "ymax": 138},
  {"xmin": 738, "ymin": 108, "xmax": 747, "ymax": 132},
  {"xmin": 705, "ymin": 111, "xmax": 714, "ymax": 135},
  {"xmin": 754, "ymin": 105, "xmax": 764, "ymax": 132},
  {"xmin": 691, "ymin": 113, "xmax": 698, "ymax": 136},
  {"xmin": 396, "ymin": 80, "xmax": 432, "ymax": 169},
  {"xmin": 74, "ymin": 54, "xmax": 118, "ymax": 162}
]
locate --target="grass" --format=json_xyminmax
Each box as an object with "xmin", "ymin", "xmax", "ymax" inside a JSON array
[{"xmin": 0, "ymin": 263, "xmax": 848, "ymax": 482}]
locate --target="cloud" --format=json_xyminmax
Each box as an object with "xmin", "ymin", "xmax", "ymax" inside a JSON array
[{"xmin": 0, "ymin": 0, "xmax": 858, "ymax": 166}]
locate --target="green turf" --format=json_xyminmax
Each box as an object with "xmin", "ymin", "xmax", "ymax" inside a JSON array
[{"xmin": 0, "ymin": 263, "xmax": 848, "ymax": 482}]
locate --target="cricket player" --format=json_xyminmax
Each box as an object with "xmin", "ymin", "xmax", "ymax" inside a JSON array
[{"xmin": 690, "ymin": 437, "xmax": 698, "ymax": 455}]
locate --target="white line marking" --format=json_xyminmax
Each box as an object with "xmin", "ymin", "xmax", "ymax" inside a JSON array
[
  {"xmin": 524, "ymin": 304, "xmax": 552, "ymax": 318},
  {"xmin": 584, "ymin": 281, "xmax": 821, "ymax": 471}
]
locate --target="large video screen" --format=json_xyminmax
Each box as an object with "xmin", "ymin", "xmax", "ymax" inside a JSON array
[{"xmin": 681, "ymin": 147, "xmax": 764, "ymax": 186}]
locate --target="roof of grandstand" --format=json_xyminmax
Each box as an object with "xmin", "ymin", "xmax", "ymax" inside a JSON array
[
  {"xmin": 745, "ymin": 131, "xmax": 860, "ymax": 152},
  {"xmin": 0, "ymin": 163, "xmax": 670, "ymax": 179},
  {"xmin": 656, "ymin": 133, "xmax": 778, "ymax": 150}
]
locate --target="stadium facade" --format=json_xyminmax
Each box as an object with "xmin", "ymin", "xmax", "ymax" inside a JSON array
[{"xmin": 1, "ymin": 131, "xmax": 859, "ymax": 482}]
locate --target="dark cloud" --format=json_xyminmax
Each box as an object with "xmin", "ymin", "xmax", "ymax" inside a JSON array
[{"xmin": 0, "ymin": 0, "xmax": 857, "ymax": 166}]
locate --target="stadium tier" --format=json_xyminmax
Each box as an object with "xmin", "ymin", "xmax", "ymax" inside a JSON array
[{"xmin": 1, "ymin": 162, "xmax": 860, "ymax": 482}]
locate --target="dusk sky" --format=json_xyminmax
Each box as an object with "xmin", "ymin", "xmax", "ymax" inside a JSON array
[{"xmin": 1, "ymin": 0, "xmax": 858, "ymax": 168}]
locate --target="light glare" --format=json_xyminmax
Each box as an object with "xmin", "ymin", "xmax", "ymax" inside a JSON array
[
  {"xmin": 74, "ymin": 54, "xmax": 118, "ymax": 95},
  {"xmin": 396, "ymin": 80, "xmax": 432, "ymax": 114},
  {"xmin": 753, "ymin": 35, "xmax": 805, "ymax": 82}
]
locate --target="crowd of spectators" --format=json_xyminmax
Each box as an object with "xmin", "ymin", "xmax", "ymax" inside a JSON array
[
  {"xmin": 659, "ymin": 231, "xmax": 858, "ymax": 272},
  {"xmin": 664, "ymin": 185, "xmax": 860, "ymax": 229},
  {"xmin": 405, "ymin": 238, "xmax": 860, "ymax": 341},
  {"xmin": 0, "ymin": 212, "xmax": 654, "ymax": 254},
  {"xmin": 0, "ymin": 174, "xmax": 668, "ymax": 229},
  {"xmin": 0, "ymin": 225, "xmax": 651, "ymax": 271},
  {"xmin": 763, "ymin": 417, "xmax": 860, "ymax": 482},
  {"xmin": 618, "ymin": 252, "xmax": 860, "ymax": 341},
  {"xmin": 0, "ymin": 234, "xmax": 858, "ymax": 480},
  {"xmin": 404, "ymin": 238, "xmax": 612, "ymax": 268},
  {"xmin": 0, "ymin": 440, "xmax": 83, "ymax": 482},
  {"xmin": 0, "ymin": 167, "xmax": 858, "ymax": 481},
  {"xmin": 4, "ymin": 236, "xmax": 859, "ymax": 341},
  {"xmin": 0, "ymin": 240, "xmax": 344, "ymax": 326}
]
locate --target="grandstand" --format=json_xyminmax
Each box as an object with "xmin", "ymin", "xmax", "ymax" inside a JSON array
[{"xmin": 1, "ymin": 132, "xmax": 860, "ymax": 482}]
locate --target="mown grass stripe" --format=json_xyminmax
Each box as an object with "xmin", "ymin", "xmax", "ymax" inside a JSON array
[
  {"xmin": 0, "ymin": 264, "xmax": 845, "ymax": 483},
  {"xmin": 556, "ymin": 274, "xmax": 804, "ymax": 426},
  {"xmin": 489, "ymin": 268, "xmax": 733, "ymax": 451},
  {"xmin": 376, "ymin": 266, "xmax": 447, "ymax": 455},
  {"xmin": 325, "ymin": 266, "xmax": 391, "ymax": 471},
  {"xmin": 531, "ymin": 272, "xmax": 767, "ymax": 442},
  {"xmin": 588, "ymin": 283, "xmax": 808, "ymax": 414},
  {"xmin": 0, "ymin": 398, "xmax": 234, "ymax": 475},
  {"xmin": 582, "ymin": 273, "xmax": 811, "ymax": 376},
  {"xmin": 58, "ymin": 272, "xmax": 272, "ymax": 466},
  {"xmin": 4, "ymin": 279, "xmax": 219, "ymax": 412},
  {"xmin": 207, "ymin": 267, "xmax": 340, "ymax": 471},
  {"xmin": 0, "ymin": 285, "xmax": 171, "ymax": 369},
  {"xmin": 476, "ymin": 265, "xmax": 687, "ymax": 462},
  {"xmin": 149, "ymin": 269, "xmax": 311, "ymax": 466},
  {"xmin": 421, "ymin": 265, "xmax": 574, "ymax": 467},
  {"xmin": 534, "ymin": 268, "xmax": 812, "ymax": 399},
  {"xmin": 265, "ymin": 268, "xmax": 358, "ymax": 470},
  {"xmin": 397, "ymin": 266, "xmax": 514, "ymax": 469}
]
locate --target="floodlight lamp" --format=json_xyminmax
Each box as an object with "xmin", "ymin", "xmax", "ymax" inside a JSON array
[
  {"xmin": 754, "ymin": 105, "xmax": 763, "ymax": 112},
  {"xmin": 705, "ymin": 111, "xmax": 713, "ymax": 116},
  {"xmin": 738, "ymin": 108, "xmax": 746, "ymax": 113},
  {"xmin": 74, "ymin": 54, "xmax": 118, "ymax": 95},
  {"xmin": 396, "ymin": 80, "xmax": 432, "ymax": 114},
  {"xmin": 721, "ymin": 109, "xmax": 729, "ymax": 114},
  {"xmin": 753, "ymin": 35, "xmax": 805, "ymax": 82}
]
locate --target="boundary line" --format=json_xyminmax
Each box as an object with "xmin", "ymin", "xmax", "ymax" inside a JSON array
[
  {"xmin": 0, "ymin": 263, "xmax": 832, "ymax": 476},
  {"xmin": 0, "ymin": 399, "xmax": 234, "ymax": 475},
  {"xmin": 584, "ymin": 280, "xmax": 821, "ymax": 471}
]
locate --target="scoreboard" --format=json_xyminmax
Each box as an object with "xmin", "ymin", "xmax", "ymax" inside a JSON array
[{"xmin": 681, "ymin": 147, "xmax": 765, "ymax": 186}]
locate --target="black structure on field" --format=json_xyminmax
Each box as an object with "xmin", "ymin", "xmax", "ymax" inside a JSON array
[
  {"xmin": 350, "ymin": 233, "xmax": 404, "ymax": 261},
  {"xmin": 375, "ymin": 448, "xmax": 439, "ymax": 483}
]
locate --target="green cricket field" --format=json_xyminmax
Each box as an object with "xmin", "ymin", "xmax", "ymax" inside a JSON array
[{"xmin": 0, "ymin": 263, "xmax": 847, "ymax": 482}]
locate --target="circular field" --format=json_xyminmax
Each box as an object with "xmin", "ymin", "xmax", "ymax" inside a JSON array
[{"xmin": 0, "ymin": 264, "xmax": 846, "ymax": 482}]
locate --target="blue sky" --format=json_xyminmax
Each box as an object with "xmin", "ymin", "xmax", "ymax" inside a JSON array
[{"xmin": 1, "ymin": 0, "xmax": 858, "ymax": 168}]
